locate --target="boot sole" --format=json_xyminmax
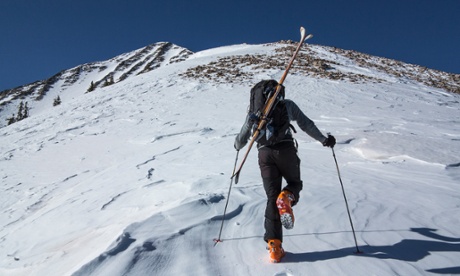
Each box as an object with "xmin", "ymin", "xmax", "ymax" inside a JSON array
[
  {"xmin": 280, "ymin": 212, "xmax": 294, "ymax": 230},
  {"xmin": 276, "ymin": 192, "xmax": 295, "ymax": 230}
]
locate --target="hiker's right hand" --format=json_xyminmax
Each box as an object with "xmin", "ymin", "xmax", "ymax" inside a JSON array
[{"xmin": 322, "ymin": 134, "xmax": 336, "ymax": 148}]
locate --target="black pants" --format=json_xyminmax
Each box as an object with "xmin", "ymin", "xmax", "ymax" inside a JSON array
[{"xmin": 258, "ymin": 142, "xmax": 303, "ymax": 243}]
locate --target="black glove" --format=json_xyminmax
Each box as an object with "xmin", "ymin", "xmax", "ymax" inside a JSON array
[
  {"xmin": 234, "ymin": 139, "xmax": 244, "ymax": 151},
  {"xmin": 322, "ymin": 134, "xmax": 336, "ymax": 148}
]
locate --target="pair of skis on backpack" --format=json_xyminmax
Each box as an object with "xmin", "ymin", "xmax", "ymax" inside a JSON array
[{"xmin": 232, "ymin": 27, "xmax": 313, "ymax": 184}]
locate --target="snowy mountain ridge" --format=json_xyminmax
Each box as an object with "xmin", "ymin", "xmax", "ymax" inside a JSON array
[
  {"xmin": 0, "ymin": 40, "xmax": 459, "ymax": 275},
  {"xmin": 0, "ymin": 42, "xmax": 192, "ymax": 127},
  {"xmin": 181, "ymin": 40, "xmax": 459, "ymax": 94},
  {"xmin": 1, "ymin": 40, "xmax": 458, "ymax": 128}
]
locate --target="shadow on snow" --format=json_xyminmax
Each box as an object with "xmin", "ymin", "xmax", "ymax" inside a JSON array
[{"xmin": 283, "ymin": 227, "xmax": 460, "ymax": 274}]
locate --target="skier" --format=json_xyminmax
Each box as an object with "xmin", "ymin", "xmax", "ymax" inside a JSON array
[{"xmin": 234, "ymin": 80, "xmax": 336, "ymax": 263}]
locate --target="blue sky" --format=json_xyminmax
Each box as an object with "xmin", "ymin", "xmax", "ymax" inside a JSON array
[{"xmin": 1, "ymin": 0, "xmax": 459, "ymax": 92}]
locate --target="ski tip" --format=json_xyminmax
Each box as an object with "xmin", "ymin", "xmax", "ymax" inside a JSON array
[
  {"xmin": 300, "ymin": 26, "xmax": 306, "ymax": 37},
  {"xmin": 299, "ymin": 27, "xmax": 313, "ymax": 41}
]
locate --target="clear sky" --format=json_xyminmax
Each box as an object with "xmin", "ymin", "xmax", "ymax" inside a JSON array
[{"xmin": 1, "ymin": 0, "xmax": 459, "ymax": 92}]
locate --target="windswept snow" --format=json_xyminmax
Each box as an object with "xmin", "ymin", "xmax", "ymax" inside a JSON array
[{"xmin": 1, "ymin": 42, "xmax": 460, "ymax": 276}]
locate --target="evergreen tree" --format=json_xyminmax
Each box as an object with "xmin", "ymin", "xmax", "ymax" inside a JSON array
[
  {"xmin": 12, "ymin": 101, "xmax": 30, "ymax": 123},
  {"xmin": 53, "ymin": 96, "xmax": 62, "ymax": 106},
  {"xmin": 16, "ymin": 102, "xmax": 24, "ymax": 121},
  {"xmin": 23, "ymin": 102, "xmax": 29, "ymax": 119},
  {"xmin": 87, "ymin": 81, "xmax": 95, "ymax": 92},
  {"xmin": 7, "ymin": 114, "xmax": 16, "ymax": 125}
]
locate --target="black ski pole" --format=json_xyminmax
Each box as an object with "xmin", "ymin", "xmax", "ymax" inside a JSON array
[
  {"xmin": 331, "ymin": 146, "xmax": 362, "ymax": 254},
  {"xmin": 213, "ymin": 150, "xmax": 239, "ymax": 246}
]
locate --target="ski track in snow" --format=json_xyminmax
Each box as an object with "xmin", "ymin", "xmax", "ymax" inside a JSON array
[{"xmin": 0, "ymin": 43, "xmax": 460, "ymax": 276}]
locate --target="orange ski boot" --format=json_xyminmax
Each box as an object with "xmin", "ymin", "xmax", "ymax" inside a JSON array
[
  {"xmin": 276, "ymin": 190, "xmax": 295, "ymax": 230},
  {"xmin": 267, "ymin": 239, "xmax": 285, "ymax": 263}
]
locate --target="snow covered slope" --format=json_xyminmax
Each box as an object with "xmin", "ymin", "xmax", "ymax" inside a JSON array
[
  {"xmin": 1, "ymin": 40, "xmax": 459, "ymax": 276},
  {"xmin": 0, "ymin": 42, "xmax": 192, "ymax": 128}
]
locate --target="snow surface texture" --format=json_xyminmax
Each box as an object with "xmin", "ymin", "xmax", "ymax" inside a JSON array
[{"xmin": 1, "ymin": 42, "xmax": 460, "ymax": 276}]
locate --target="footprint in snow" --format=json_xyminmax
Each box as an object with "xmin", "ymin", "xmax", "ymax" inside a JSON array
[{"xmin": 274, "ymin": 270, "xmax": 294, "ymax": 276}]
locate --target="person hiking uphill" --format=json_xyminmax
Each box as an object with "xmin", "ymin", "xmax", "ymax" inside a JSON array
[{"xmin": 234, "ymin": 79, "xmax": 336, "ymax": 263}]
